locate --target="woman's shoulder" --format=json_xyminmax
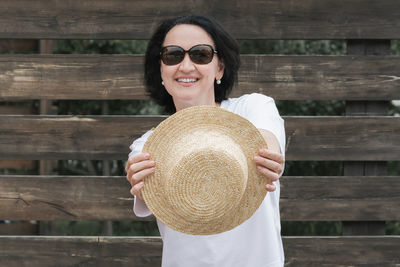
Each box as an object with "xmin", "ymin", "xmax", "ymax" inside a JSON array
[{"xmin": 222, "ymin": 93, "xmax": 275, "ymax": 110}]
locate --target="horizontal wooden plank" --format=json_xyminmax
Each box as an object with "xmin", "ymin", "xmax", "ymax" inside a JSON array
[
  {"xmin": 0, "ymin": 236, "xmax": 162, "ymax": 267},
  {"xmin": 1, "ymin": 175, "xmax": 399, "ymax": 221},
  {"xmin": 284, "ymin": 116, "xmax": 400, "ymax": 161},
  {"xmin": 282, "ymin": 236, "xmax": 400, "ymax": 267},
  {"xmin": 1, "ymin": 0, "xmax": 400, "ymax": 39},
  {"xmin": 0, "ymin": 236, "xmax": 399, "ymax": 267},
  {"xmin": 280, "ymin": 176, "xmax": 400, "ymax": 221},
  {"xmin": 0, "ymin": 116, "xmax": 399, "ymax": 161},
  {"xmin": 1, "ymin": 55, "xmax": 400, "ymax": 101},
  {"xmin": 0, "ymin": 115, "xmax": 164, "ymax": 160},
  {"xmin": 0, "ymin": 55, "xmax": 146, "ymax": 100},
  {"xmin": 0, "ymin": 175, "xmax": 143, "ymax": 221}
]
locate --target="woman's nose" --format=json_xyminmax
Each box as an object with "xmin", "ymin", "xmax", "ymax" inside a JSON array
[{"xmin": 178, "ymin": 53, "xmax": 196, "ymax": 71}]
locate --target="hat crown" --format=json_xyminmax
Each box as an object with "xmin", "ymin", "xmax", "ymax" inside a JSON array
[
  {"xmin": 142, "ymin": 106, "xmax": 268, "ymax": 235},
  {"xmin": 164, "ymin": 130, "xmax": 248, "ymax": 222}
]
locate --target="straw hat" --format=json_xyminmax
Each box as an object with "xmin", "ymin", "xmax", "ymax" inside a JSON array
[{"xmin": 142, "ymin": 106, "xmax": 269, "ymax": 235}]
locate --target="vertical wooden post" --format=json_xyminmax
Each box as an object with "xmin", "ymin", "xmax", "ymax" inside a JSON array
[
  {"xmin": 101, "ymin": 101, "xmax": 113, "ymax": 236},
  {"xmin": 39, "ymin": 40, "xmax": 57, "ymax": 235},
  {"xmin": 343, "ymin": 40, "xmax": 390, "ymax": 236},
  {"xmin": 0, "ymin": 40, "xmax": 39, "ymax": 235},
  {"xmin": 39, "ymin": 40, "xmax": 56, "ymax": 176}
]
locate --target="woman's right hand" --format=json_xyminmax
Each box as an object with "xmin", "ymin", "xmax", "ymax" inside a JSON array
[{"xmin": 125, "ymin": 152, "xmax": 155, "ymax": 201}]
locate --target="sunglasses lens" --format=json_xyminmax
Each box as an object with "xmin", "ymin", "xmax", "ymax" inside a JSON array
[
  {"xmin": 161, "ymin": 47, "xmax": 185, "ymax": 65},
  {"xmin": 160, "ymin": 45, "xmax": 215, "ymax": 65},
  {"xmin": 189, "ymin": 45, "xmax": 214, "ymax": 64}
]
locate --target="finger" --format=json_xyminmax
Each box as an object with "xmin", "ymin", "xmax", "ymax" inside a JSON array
[
  {"xmin": 127, "ymin": 160, "xmax": 155, "ymax": 182},
  {"xmin": 253, "ymin": 155, "xmax": 283, "ymax": 174},
  {"xmin": 130, "ymin": 181, "xmax": 144, "ymax": 200},
  {"xmin": 125, "ymin": 152, "xmax": 151, "ymax": 173},
  {"xmin": 258, "ymin": 149, "xmax": 285, "ymax": 165},
  {"xmin": 130, "ymin": 167, "xmax": 155, "ymax": 186},
  {"xmin": 257, "ymin": 165, "xmax": 279, "ymax": 182},
  {"xmin": 265, "ymin": 183, "xmax": 276, "ymax": 192}
]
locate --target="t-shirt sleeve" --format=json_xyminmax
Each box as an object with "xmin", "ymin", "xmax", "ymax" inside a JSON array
[
  {"xmin": 128, "ymin": 131, "xmax": 153, "ymax": 217},
  {"xmin": 244, "ymin": 93, "xmax": 286, "ymax": 157}
]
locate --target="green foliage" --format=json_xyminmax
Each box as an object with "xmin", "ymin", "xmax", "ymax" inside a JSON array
[
  {"xmin": 51, "ymin": 221, "xmax": 159, "ymax": 236},
  {"xmin": 54, "ymin": 99, "xmax": 163, "ymax": 116},
  {"xmin": 391, "ymin": 40, "xmax": 400, "ymax": 55},
  {"xmin": 53, "ymin": 221, "xmax": 103, "ymax": 236},
  {"xmin": 282, "ymin": 222, "xmax": 342, "ymax": 236},
  {"xmin": 238, "ymin": 40, "xmax": 346, "ymax": 55},
  {"xmin": 113, "ymin": 221, "xmax": 160, "ymax": 236},
  {"xmin": 277, "ymin": 100, "xmax": 344, "ymax": 116},
  {"xmin": 55, "ymin": 40, "xmax": 148, "ymax": 54},
  {"xmin": 388, "ymin": 161, "xmax": 400, "ymax": 176},
  {"xmin": 284, "ymin": 161, "xmax": 343, "ymax": 176},
  {"xmin": 386, "ymin": 221, "xmax": 400, "ymax": 235}
]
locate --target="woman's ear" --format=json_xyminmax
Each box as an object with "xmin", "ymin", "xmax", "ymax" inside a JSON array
[{"xmin": 217, "ymin": 59, "xmax": 225, "ymax": 80}]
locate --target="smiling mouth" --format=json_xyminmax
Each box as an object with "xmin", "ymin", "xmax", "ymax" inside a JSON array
[{"xmin": 176, "ymin": 78, "xmax": 198, "ymax": 83}]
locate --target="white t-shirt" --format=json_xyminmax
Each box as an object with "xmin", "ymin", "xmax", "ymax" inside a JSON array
[{"xmin": 129, "ymin": 93, "xmax": 286, "ymax": 267}]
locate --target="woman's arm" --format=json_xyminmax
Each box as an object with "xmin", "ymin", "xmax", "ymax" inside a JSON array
[{"xmin": 253, "ymin": 129, "xmax": 285, "ymax": 192}]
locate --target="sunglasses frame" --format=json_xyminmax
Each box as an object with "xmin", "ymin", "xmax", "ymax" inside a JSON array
[{"xmin": 160, "ymin": 44, "xmax": 218, "ymax": 66}]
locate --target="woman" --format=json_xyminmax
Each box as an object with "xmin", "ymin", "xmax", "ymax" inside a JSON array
[{"xmin": 126, "ymin": 15, "xmax": 285, "ymax": 267}]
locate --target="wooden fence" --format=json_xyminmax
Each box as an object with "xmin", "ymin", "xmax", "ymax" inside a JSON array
[{"xmin": 1, "ymin": 1, "xmax": 399, "ymax": 266}]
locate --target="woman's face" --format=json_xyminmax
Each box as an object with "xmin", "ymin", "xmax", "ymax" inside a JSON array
[{"xmin": 160, "ymin": 24, "xmax": 224, "ymax": 110}]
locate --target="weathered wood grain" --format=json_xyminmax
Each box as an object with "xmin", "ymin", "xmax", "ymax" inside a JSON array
[
  {"xmin": 0, "ymin": 106, "xmax": 37, "ymax": 169},
  {"xmin": 0, "ymin": 116, "xmax": 399, "ymax": 161},
  {"xmin": 280, "ymin": 176, "xmax": 400, "ymax": 221},
  {"xmin": 1, "ymin": 55, "xmax": 400, "ymax": 101},
  {"xmin": 282, "ymin": 236, "xmax": 400, "ymax": 267},
  {"xmin": 1, "ymin": 175, "xmax": 399, "ymax": 221},
  {"xmin": 283, "ymin": 116, "xmax": 400, "ymax": 161},
  {"xmin": 1, "ymin": 0, "xmax": 400, "ymax": 39},
  {"xmin": 0, "ymin": 236, "xmax": 399, "ymax": 267},
  {"xmin": 342, "ymin": 40, "xmax": 391, "ymax": 236},
  {"xmin": 0, "ymin": 236, "xmax": 162, "ymax": 267},
  {"xmin": 0, "ymin": 115, "xmax": 165, "ymax": 160}
]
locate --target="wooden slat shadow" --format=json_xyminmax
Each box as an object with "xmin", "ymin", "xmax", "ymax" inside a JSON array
[
  {"xmin": 1, "ymin": 55, "xmax": 400, "ymax": 101},
  {"xmin": 1, "ymin": 0, "xmax": 400, "ymax": 39},
  {"xmin": 1, "ymin": 175, "xmax": 399, "ymax": 221},
  {"xmin": 0, "ymin": 116, "xmax": 399, "ymax": 161},
  {"xmin": 1, "ymin": 236, "xmax": 399, "ymax": 267}
]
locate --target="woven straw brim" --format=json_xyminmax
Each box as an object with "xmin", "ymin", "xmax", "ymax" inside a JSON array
[{"xmin": 142, "ymin": 106, "xmax": 268, "ymax": 235}]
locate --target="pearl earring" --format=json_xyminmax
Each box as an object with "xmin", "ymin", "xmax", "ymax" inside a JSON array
[
  {"xmin": 216, "ymin": 79, "xmax": 221, "ymax": 85},
  {"xmin": 161, "ymin": 81, "xmax": 164, "ymax": 86}
]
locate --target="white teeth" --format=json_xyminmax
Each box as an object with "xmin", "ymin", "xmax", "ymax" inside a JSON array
[{"xmin": 177, "ymin": 78, "xmax": 197, "ymax": 83}]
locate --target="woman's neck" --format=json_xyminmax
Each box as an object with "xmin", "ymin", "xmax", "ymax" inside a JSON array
[{"xmin": 174, "ymin": 98, "xmax": 220, "ymax": 112}]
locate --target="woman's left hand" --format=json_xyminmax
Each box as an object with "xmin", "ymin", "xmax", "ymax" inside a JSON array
[{"xmin": 253, "ymin": 148, "xmax": 285, "ymax": 192}]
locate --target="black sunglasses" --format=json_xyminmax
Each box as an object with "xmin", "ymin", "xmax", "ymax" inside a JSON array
[{"xmin": 160, "ymin": 44, "xmax": 217, "ymax": 66}]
